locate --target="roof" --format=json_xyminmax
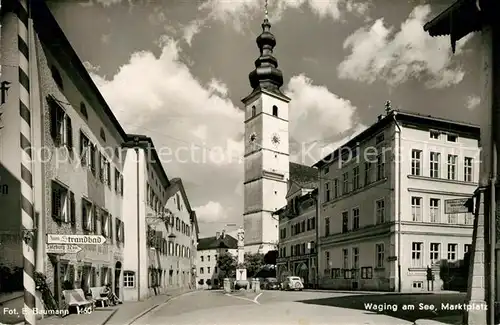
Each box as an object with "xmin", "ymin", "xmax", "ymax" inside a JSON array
[
  {"xmin": 289, "ymin": 162, "xmax": 317, "ymax": 188},
  {"xmin": 124, "ymin": 134, "xmax": 170, "ymax": 189},
  {"xmin": 313, "ymin": 110, "xmax": 480, "ymax": 168},
  {"xmin": 197, "ymin": 234, "xmax": 238, "ymax": 250},
  {"xmin": 22, "ymin": 0, "xmax": 128, "ymax": 141},
  {"xmin": 165, "ymin": 178, "xmax": 198, "ymax": 231},
  {"xmin": 422, "ymin": 0, "xmax": 483, "ymax": 52},
  {"xmin": 274, "ymin": 188, "xmax": 317, "ymax": 217}
]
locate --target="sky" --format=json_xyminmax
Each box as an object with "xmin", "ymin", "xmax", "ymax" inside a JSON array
[{"xmin": 45, "ymin": 0, "xmax": 483, "ymax": 237}]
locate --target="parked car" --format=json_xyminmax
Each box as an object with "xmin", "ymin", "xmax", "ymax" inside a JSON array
[
  {"xmin": 280, "ymin": 276, "xmax": 304, "ymax": 291},
  {"xmin": 263, "ymin": 277, "xmax": 279, "ymax": 290}
]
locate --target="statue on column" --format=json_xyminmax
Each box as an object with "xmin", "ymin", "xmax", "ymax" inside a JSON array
[{"xmin": 236, "ymin": 227, "xmax": 247, "ymax": 282}]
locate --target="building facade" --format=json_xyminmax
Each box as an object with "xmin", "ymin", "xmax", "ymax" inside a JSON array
[
  {"xmin": 0, "ymin": 0, "xmax": 127, "ymax": 306},
  {"xmin": 196, "ymin": 231, "xmax": 237, "ymax": 289},
  {"xmin": 275, "ymin": 188, "xmax": 318, "ymax": 288},
  {"xmin": 315, "ymin": 109, "xmax": 480, "ymax": 292},
  {"xmin": 122, "ymin": 135, "xmax": 198, "ymax": 301}
]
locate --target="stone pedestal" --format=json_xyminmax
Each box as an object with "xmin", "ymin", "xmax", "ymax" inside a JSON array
[
  {"xmin": 236, "ymin": 268, "xmax": 247, "ymax": 281},
  {"xmin": 223, "ymin": 278, "xmax": 231, "ymax": 293},
  {"xmin": 463, "ymin": 187, "xmax": 488, "ymax": 325},
  {"xmin": 252, "ymin": 279, "xmax": 260, "ymax": 293}
]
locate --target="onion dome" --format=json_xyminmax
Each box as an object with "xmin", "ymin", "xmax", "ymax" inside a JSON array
[{"xmin": 248, "ymin": 18, "xmax": 284, "ymax": 92}]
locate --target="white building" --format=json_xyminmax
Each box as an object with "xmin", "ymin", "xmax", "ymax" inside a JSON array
[
  {"xmin": 315, "ymin": 109, "xmax": 480, "ymax": 292},
  {"xmin": 122, "ymin": 134, "xmax": 198, "ymax": 301},
  {"xmin": 196, "ymin": 231, "xmax": 237, "ymax": 289},
  {"xmin": 275, "ymin": 188, "xmax": 318, "ymax": 287}
]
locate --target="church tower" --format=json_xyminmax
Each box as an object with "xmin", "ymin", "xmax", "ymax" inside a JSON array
[{"xmin": 242, "ymin": 4, "xmax": 290, "ymax": 254}]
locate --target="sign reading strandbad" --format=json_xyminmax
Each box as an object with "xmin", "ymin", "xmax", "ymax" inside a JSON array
[{"xmin": 46, "ymin": 234, "xmax": 106, "ymax": 245}]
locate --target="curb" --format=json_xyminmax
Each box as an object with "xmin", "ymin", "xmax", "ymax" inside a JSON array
[
  {"xmin": 120, "ymin": 290, "xmax": 194, "ymax": 325},
  {"xmin": 100, "ymin": 308, "xmax": 119, "ymax": 325},
  {"xmin": 0, "ymin": 293, "xmax": 23, "ymax": 305}
]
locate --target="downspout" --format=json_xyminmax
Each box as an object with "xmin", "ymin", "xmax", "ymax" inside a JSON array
[
  {"xmin": 315, "ymin": 190, "xmax": 319, "ymax": 288},
  {"xmin": 489, "ymin": 144, "xmax": 496, "ymax": 325},
  {"xmin": 392, "ymin": 112, "xmax": 402, "ymax": 293}
]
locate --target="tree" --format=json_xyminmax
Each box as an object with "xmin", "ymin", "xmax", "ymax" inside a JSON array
[
  {"xmin": 264, "ymin": 250, "xmax": 278, "ymax": 265},
  {"xmin": 216, "ymin": 252, "xmax": 237, "ymax": 279},
  {"xmin": 244, "ymin": 252, "xmax": 264, "ymax": 278}
]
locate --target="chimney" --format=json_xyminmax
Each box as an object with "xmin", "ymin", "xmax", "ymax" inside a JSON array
[
  {"xmin": 221, "ymin": 229, "xmax": 225, "ymax": 239},
  {"xmin": 215, "ymin": 232, "xmax": 220, "ymax": 240}
]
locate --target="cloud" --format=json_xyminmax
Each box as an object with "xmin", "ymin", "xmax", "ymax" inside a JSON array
[
  {"xmin": 466, "ymin": 95, "xmax": 480, "ymax": 111},
  {"xmin": 194, "ymin": 201, "xmax": 229, "ymax": 223},
  {"xmin": 182, "ymin": 0, "xmax": 371, "ymax": 45},
  {"xmin": 285, "ymin": 74, "xmax": 360, "ymax": 165},
  {"xmin": 338, "ymin": 5, "xmax": 471, "ymax": 88},
  {"xmin": 87, "ymin": 36, "xmax": 244, "ymax": 220},
  {"xmin": 207, "ymin": 78, "xmax": 229, "ymax": 97}
]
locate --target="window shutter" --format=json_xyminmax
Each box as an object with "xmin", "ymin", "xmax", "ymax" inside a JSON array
[
  {"xmin": 51, "ymin": 186, "xmax": 58, "ymax": 220},
  {"xmin": 90, "ymin": 145, "xmax": 96, "ymax": 174},
  {"xmin": 93, "ymin": 206, "xmax": 98, "ymax": 233},
  {"xmin": 82, "ymin": 203, "xmax": 87, "ymax": 230},
  {"xmin": 108, "ymin": 215, "xmax": 113, "ymax": 241},
  {"xmin": 120, "ymin": 222, "xmax": 124, "ymax": 242},
  {"xmin": 48, "ymin": 98, "xmax": 58, "ymax": 141},
  {"xmin": 70, "ymin": 191, "xmax": 76, "ymax": 225},
  {"xmin": 66, "ymin": 116, "xmax": 73, "ymax": 150},
  {"xmin": 120, "ymin": 175, "xmax": 124, "ymax": 194}
]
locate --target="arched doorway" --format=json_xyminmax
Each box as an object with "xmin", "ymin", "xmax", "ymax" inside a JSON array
[
  {"xmin": 296, "ymin": 263, "xmax": 309, "ymax": 286},
  {"xmin": 114, "ymin": 261, "xmax": 122, "ymax": 298}
]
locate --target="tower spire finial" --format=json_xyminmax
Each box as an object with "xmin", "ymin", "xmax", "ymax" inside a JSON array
[{"xmin": 264, "ymin": 0, "xmax": 269, "ymax": 20}]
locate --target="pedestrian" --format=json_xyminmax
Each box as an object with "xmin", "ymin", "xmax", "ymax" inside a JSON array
[
  {"xmin": 101, "ymin": 283, "xmax": 122, "ymax": 305},
  {"xmin": 426, "ymin": 266, "xmax": 434, "ymax": 291}
]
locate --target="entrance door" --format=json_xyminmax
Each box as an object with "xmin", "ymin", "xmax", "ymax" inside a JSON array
[{"xmin": 114, "ymin": 261, "xmax": 122, "ymax": 298}]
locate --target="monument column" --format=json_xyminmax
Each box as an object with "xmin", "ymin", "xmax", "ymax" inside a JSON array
[{"xmin": 236, "ymin": 227, "xmax": 247, "ymax": 281}]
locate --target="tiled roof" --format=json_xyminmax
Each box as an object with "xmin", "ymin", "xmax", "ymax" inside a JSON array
[
  {"xmin": 289, "ymin": 162, "xmax": 317, "ymax": 188},
  {"xmin": 197, "ymin": 234, "xmax": 238, "ymax": 250}
]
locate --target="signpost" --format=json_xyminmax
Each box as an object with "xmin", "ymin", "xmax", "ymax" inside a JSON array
[
  {"xmin": 445, "ymin": 198, "xmax": 473, "ymax": 214},
  {"xmin": 46, "ymin": 234, "xmax": 107, "ymax": 245},
  {"xmin": 46, "ymin": 244, "xmax": 82, "ymax": 254}
]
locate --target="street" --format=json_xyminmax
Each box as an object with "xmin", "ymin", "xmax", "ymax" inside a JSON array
[{"xmin": 131, "ymin": 290, "xmax": 466, "ymax": 325}]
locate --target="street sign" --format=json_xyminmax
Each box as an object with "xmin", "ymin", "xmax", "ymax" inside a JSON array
[
  {"xmin": 46, "ymin": 234, "xmax": 107, "ymax": 245},
  {"xmin": 46, "ymin": 244, "xmax": 82, "ymax": 254},
  {"xmin": 445, "ymin": 198, "xmax": 472, "ymax": 214}
]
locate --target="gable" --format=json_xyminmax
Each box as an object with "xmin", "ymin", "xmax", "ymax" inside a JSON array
[{"xmin": 285, "ymin": 181, "xmax": 302, "ymax": 200}]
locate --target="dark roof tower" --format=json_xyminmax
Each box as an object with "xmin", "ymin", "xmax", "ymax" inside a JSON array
[{"xmin": 248, "ymin": 0, "xmax": 284, "ymax": 96}]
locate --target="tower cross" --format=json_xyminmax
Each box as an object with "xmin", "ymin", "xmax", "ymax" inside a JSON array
[{"xmin": 264, "ymin": 0, "xmax": 269, "ymax": 19}]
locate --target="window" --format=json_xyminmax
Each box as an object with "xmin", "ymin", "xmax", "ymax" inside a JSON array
[
  {"xmin": 207, "ymin": 255, "xmax": 210, "ymax": 262},
  {"xmin": 464, "ymin": 244, "xmax": 472, "ymax": 254},
  {"xmin": 199, "ymin": 267, "xmax": 204, "ymax": 274},
  {"xmin": 324, "ymin": 166, "xmax": 329, "ymax": 175},
  {"xmin": 48, "ymin": 97, "xmax": 72, "ymax": 149},
  {"xmin": 447, "ymin": 244, "xmax": 457, "ymax": 261},
  {"xmin": 430, "ymin": 243, "xmax": 440, "ymax": 265},
  {"xmin": 81, "ymin": 199, "xmax": 93, "ymax": 232},
  {"xmin": 123, "ymin": 271, "xmax": 135, "ymax": 288},
  {"xmin": 79, "ymin": 132, "xmax": 91, "ymax": 167},
  {"xmin": 411, "ymin": 197, "xmax": 422, "ymax": 222},
  {"xmin": 447, "ymin": 134, "xmax": 457, "ymax": 142},
  {"xmin": 448, "ymin": 212, "xmax": 458, "ymax": 224},
  {"xmin": 342, "ymin": 211, "xmax": 349, "ymax": 233},
  {"xmin": 411, "ymin": 150, "xmax": 422, "ymax": 176},
  {"xmin": 465, "ymin": 213, "xmax": 474, "ymax": 225},
  {"xmin": 342, "ymin": 249, "xmax": 349, "ymax": 269},
  {"xmin": 464, "ymin": 157, "xmax": 473, "ymax": 182},
  {"xmin": 447, "ymin": 155, "xmax": 457, "ymax": 180},
  {"xmin": 430, "ymin": 130, "xmax": 440, "ymax": 139},
  {"xmin": 364, "ymin": 162, "xmax": 372, "ymax": 185},
  {"xmin": 207, "ymin": 267, "xmax": 211, "ymax": 273},
  {"xmin": 376, "ymin": 155, "xmax": 385, "ymax": 180},
  {"xmin": 376, "ymin": 199, "xmax": 385, "ymax": 224},
  {"xmin": 430, "ymin": 152, "xmax": 440, "ymax": 178},
  {"xmin": 51, "ymin": 66, "xmax": 63, "ymax": 89},
  {"xmin": 352, "ymin": 208, "xmax": 359, "ymax": 230},
  {"xmin": 413, "ymin": 281, "xmax": 423, "ymax": 289},
  {"xmin": 272, "ymin": 105, "xmax": 278, "ymax": 117},
  {"xmin": 376, "ymin": 244, "xmax": 384, "ymax": 268},
  {"xmin": 100, "ymin": 128, "xmax": 106, "ymax": 142},
  {"xmin": 324, "ymin": 217, "xmax": 330, "ymax": 236},
  {"xmin": 353, "ymin": 166, "xmax": 360, "ymax": 190},
  {"xmin": 51, "ymin": 181, "xmax": 75, "ymax": 224},
  {"xmin": 352, "ymin": 247, "xmax": 359, "ymax": 269},
  {"xmin": 411, "ymin": 242, "xmax": 423, "ymax": 267},
  {"xmin": 429, "ymin": 198, "xmax": 440, "ymax": 223},
  {"xmin": 80, "ymin": 102, "xmax": 88, "ymax": 119},
  {"xmin": 324, "ymin": 182, "xmax": 330, "ymax": 202},
  {"xmin": 214, "ymin": 267, "xmax": 218, "ymax": 273},
  {"xmin": 90, "ymin": 145, "xmax": 97, "ymax": 175},
  {"xmin": 251, "ymin": 105, "xmax": 256, "ymax": 117},
  {"xmin": 334, "ymin": 179, "xmax": 338, "ymax": 198},
  {"xmin": 342, "ymin": 172, "xmax": 349, "ymax": 194},
  {"xmin": 325, "ymin": 251, "xmax": 330, "ymax": 269}
]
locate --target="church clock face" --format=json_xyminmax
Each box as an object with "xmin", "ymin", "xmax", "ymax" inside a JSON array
[
  {"xmin": 249, "ymin": 132, "xmax": 257, "ymax": 144},
  {"xmin": 271, "ymin": 133, "xmax": 280, "ymax": 147}
]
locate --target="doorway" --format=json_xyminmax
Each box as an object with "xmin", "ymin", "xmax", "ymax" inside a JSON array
[{"xmin": 114, "ymin": 261, "xmax": 122, "ymax": 298}]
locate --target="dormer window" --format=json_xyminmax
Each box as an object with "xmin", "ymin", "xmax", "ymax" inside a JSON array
[
  {"xmin": 447, "ymin": 134, "xmax": 458, "ymax": 142},
  {"xmin": 272, "ymin": 105, "xmax": 278, "ymax": 117},
  {"xmin": 251, "ymin": 105, "xmax": 256, "ymax": 117},
  {"xmin": 430, "ymin": 130, "xmax": 440, "ymax": 139},
  {"xmin": 80, "ymin": 102, "xmax": 88, "ymax": 119},
  {"xmin": 100, "ymin": 128, "xmax": 106, "ymax": 142}
]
